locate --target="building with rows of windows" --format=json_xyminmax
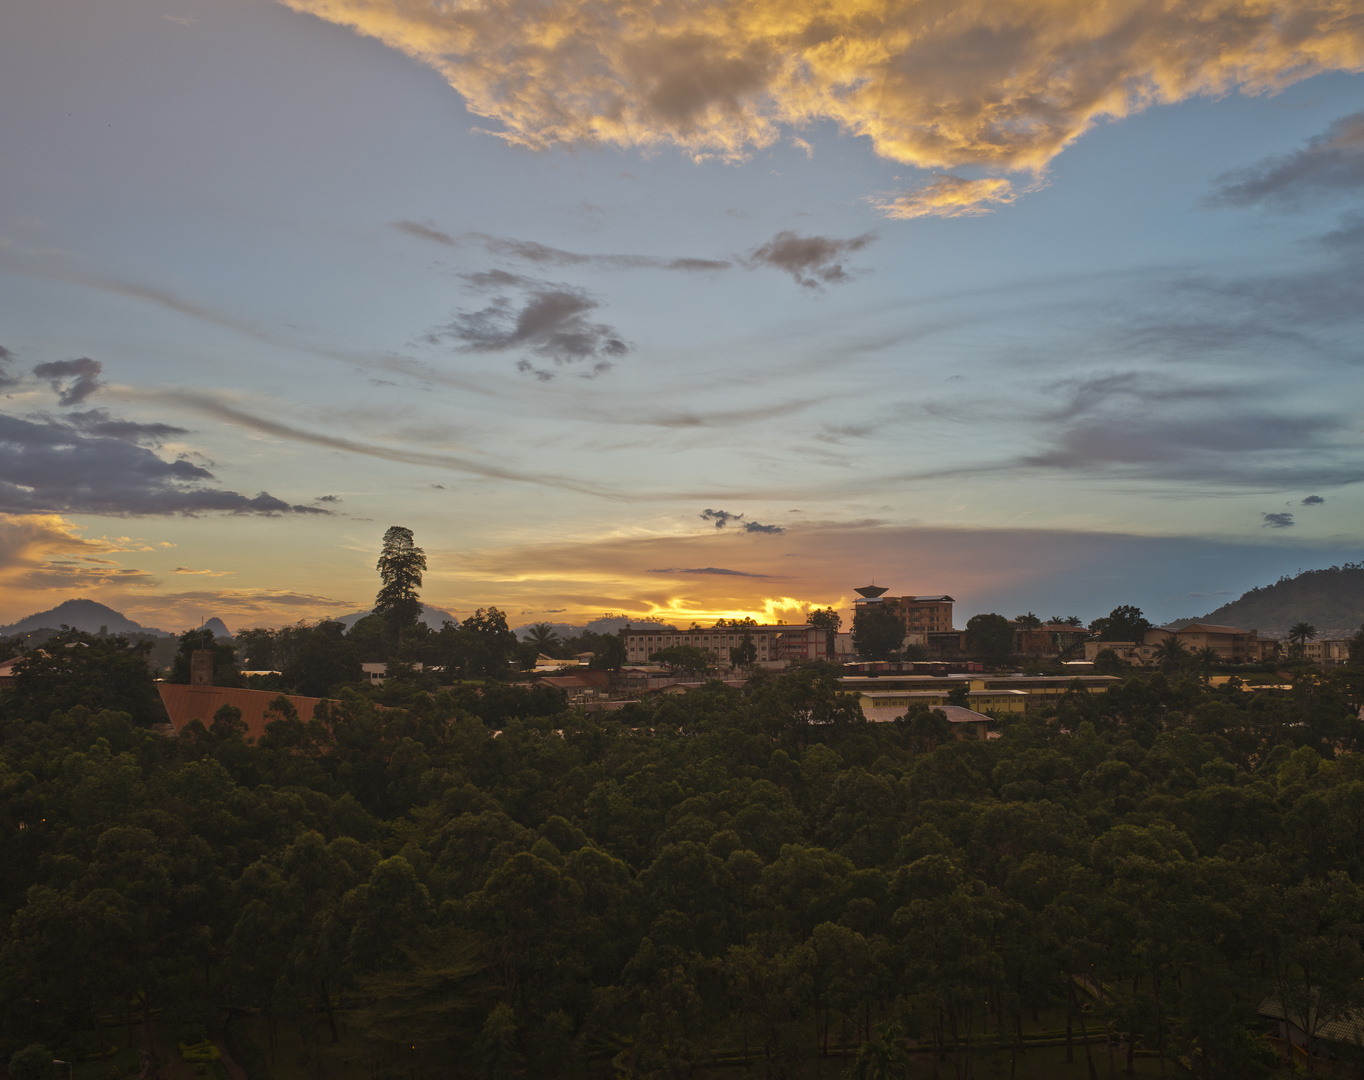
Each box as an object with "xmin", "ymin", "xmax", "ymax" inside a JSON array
[{"xmin": 623, "ymin": 623, "xmax": 829, "ymax": 669}]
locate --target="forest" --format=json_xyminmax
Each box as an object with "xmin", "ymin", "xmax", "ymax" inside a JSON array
[{"xmin": 6, "ymin": 631, "xmax": 1364, "ymax": 1080}]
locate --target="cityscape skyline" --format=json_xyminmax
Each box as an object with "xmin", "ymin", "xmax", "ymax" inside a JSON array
[{"xmin": 1, "ymin": 0, "xmax": 1362, "ymax": 632}]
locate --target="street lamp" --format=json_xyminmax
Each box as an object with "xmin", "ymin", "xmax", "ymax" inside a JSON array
[{"xmin": 53, "ymin": 1061, "xmax": 73, "ymax": 1080}]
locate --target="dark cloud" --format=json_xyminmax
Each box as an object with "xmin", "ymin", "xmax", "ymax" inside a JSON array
[
  {"xmin": 316, "ymin": 495, "xmax": 342, "ymax": 503},
  {"xmin": 992, "ymin": 370, "xmax": 1359, "ymax": 488},
  {"xmin": 0, "ymin": 346, "xmax": 16, "ymax": 389},
  {"xmin": 472, "ymin": 232, "xmax": 731, "ymax": 272},
  {"xmin": 430, "ymin": 273, "xmax": 630, "ymax": 378},
  {"xmin": 647, "ymin": 566, "xmax": 769, "ymax": 577},
  {"xmin": 33, "ymin": 357, "xmax": 104, "ymax": 405},
  {"xmin": 394, "ymin": 225, "xmax": 731, "ymax": 272},
  {"xmin": 698, "ymin": 508, "xmax": 785, "ymax": 534},
  {"xmin": 1210, "ymin": 111, "xmax": 1364, "ymax": 208},
  {"xmin": 0, "ymin": 412, "xmax": 330, "ymax": 516},
  {"xmin": 1263, "ymin": 512, "xmax": 1295, "ymax": 528},
  {"xmin": 61, "ymin": 408, "xmax": 189, "ymax": 444},
  {"xmin": 1321, "ymin": 214, "xmax": 1364, "ymax": 251},
  {"xmin": 741, "ymin": 231, "xmax": 876, "ymax": 288},
  {"xmin": 391, "ymin": 220, "xmax": 457, "ymax": 245},
  {"xmin": 1302, "ymin": 495, "xmax": 1325, "ymax": 505}
]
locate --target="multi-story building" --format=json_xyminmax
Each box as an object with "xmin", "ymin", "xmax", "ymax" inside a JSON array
[
  {"xmin": 1084, "ymin": 622, "xmax": 1276, "ymax": 666},
  {"xmin": 890, "ymin": 595, "xmax": 955, "ymax": 637},
  {"xmin": 1013, "ymin": 623, "xmax": 1091, "ymax": 657},
  {"xmin": 852, "ymin": 585, "xmax": 955, "ymax": 643},
  {"xmin": 1303, "ymin": 638, "xmax": 1353, "ymax": 667},
  {"xmin": 623, "ymin": 624, "xmax": 829, "ymax": 669}
]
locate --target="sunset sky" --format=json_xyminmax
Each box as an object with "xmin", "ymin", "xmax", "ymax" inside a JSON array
[{"xmin": 1, "ymin": 0, "xmax": 1362, "ymax": 633}]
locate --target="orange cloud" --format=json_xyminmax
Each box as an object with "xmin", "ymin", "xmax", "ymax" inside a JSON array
[
  {"xmin": 284, "ymin": 0, "xmax": 1364, "ymax": 177},
  {"xmin": 871, "ymin": 175, "xmax": 1020, "ymax": 219},
  {"xmin": 0, "ymin": 514, "xmax": 159, "ymax": 621}
]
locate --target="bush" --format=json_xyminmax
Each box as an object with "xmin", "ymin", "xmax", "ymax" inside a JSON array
[{"xmin": 10, "ymin": 1046, "xmax": 55, "ymax": 1080}]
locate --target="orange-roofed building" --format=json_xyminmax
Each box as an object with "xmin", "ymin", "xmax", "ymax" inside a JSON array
[{"xmin": 157, "ymin": 681, "xmax": 326, "ymax": 741}]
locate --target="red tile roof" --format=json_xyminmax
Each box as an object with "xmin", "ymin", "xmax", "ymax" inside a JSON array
[{"xmin": 157, "ymin": 683, "xmax": 325, "ymax": 741}]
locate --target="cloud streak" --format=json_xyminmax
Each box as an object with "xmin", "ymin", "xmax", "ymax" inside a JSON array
[
  {"xmin": 1210, "ymin": 110, "xmax": 1364, "ymax": 208},
  {"xmin": 284, "ymin": 0, "xmax": 1364, "ymax": 178},
  {"xmin": 648, "ymin": 566, "xmax": 770, "ymax": 577},
  {"xmin": 872, "ymin": 175, "xmax": 1020, "ymax": 219},
  {"xmin": 392, "ymin": 223, "xmax": 733, "ymax": 272}
]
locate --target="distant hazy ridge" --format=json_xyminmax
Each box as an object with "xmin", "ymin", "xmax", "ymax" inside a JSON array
[
  {"xmin": 1193, "ymin": 564, "xmax": 1364, "ymax": 638},
  {"xmin": 0, "ymin": 598, "xmax": 169, "ymax": 637}
]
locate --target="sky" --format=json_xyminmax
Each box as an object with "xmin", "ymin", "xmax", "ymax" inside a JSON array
[{"xmin": 1, "ymin": 0, "xmax": 1363, "ymax": 634}]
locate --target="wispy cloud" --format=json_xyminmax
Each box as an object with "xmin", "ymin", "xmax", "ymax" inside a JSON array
[
  {"xmin": 872, "ymin": 175, "xmax": 1019, "ymax": 219},
  {"xmin": 392, "ymin": 219, "xmax": 456, "ymax": 245},
  {"xmin": 741, "ymin": 231, "xmax": 875, "ymax": 288},
  {"xmin": 648, "ymin": 566, "xmax": 770, "ymax": 577},
  {"xmin": 141, "ymin": 387, "xmax": 630, "ymax": 498},
  {"xmin": 1210, "ymin": 110, "xmax": 1364, "ymax": 208},
  {"xmin": 700, "ymin": 508, "xmax": 785, "ymax": 533},
  {"xmin": 392, "ymin": 223, "xmax": 732, "ymax": 272}
]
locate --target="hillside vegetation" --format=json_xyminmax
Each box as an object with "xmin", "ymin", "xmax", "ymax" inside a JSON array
[
  {"xmin": 5, "ymin": 631, "xmax": 1364, "ymax": 1078},
  {"xmin": 1198, "ymin": 563, "xmax": 1364, "ymax": 637}
]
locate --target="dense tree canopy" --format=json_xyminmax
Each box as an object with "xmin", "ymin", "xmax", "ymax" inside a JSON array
[
  {"xmin": 6, "ymin": 638, "xmax": 1364, "ymax": 1079},
  {"xmin": 851, "ymin": 605, "xmax": 904, "ymax": 661},
  {"xmin": 1092, "ymin": 604, "xmax": 1153, "ymax": 643},
  {"xmin": 963, "ymin": 613, "xmax": 1013, "ymax": 663}
]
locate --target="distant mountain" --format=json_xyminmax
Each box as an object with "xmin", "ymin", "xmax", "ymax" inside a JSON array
[
  {"xmin": 1192, "ymin": 564, "xmax": 1364, "ymax": 638},
  {"xmin": 331, "ymin": 604, "xmax": 459, "ymax": 631},
  {"xmin": 201, "ymin": 617, "xmax": 232, "ymax": 639},
  {"xmin": 0, "ymin": 598, "xmax": 170, "ymax": 637}
]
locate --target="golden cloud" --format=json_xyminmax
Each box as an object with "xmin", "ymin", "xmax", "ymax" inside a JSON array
[
  {"xmin": 0, "ymin": 514, "xmax": 159, "ymax": 613},
  {"xmin": 285, "ymin": 0, "xmax": 1364, "ymax": 186},
  {"xmin": 871, "ymin": 175, "xmax": 1020, "ymax": 219}
]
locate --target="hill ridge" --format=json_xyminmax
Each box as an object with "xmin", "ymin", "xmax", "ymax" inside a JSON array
[
  {"xmin": 1193, "ymin": 563, "xmax": 1364, "ymax": 637},
  {"xmin": 0, "ymin": 598, "xmax": 170, "ymax": 637}
]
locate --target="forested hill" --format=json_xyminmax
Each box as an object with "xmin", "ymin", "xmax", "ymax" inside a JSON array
[{"xmin": 1196, "ymin": 564, "xmax": 1364, "ymax": 637}]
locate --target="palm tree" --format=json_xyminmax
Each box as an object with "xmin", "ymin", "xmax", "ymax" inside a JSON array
[
  {"xmin": 1152, "ymin": 634, "xmax": 1190, "ymax": 673},
  {"xmin": 1194, "ymin": 646, "xmax": 1221, "ymax": 682},
  {"xmin": 524, "ymin": 622, "xmax": 562, "ymax": 657},
  {"xmin": 1288, "ymin": 621, "xmax": 1318, "ymax": 658}
]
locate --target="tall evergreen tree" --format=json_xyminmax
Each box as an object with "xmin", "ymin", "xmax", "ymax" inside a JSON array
[{"xmin": 374, "ymin": 525, "xmax": 427, "ymax": 647}]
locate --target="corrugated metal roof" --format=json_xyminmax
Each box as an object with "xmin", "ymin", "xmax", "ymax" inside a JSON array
[
  {"xmin": 157, "ymin": 683, "xmax": 325, "ymax": 741},
  {"xmin": 1259, "ymin": 997, "xmax": 1364, "ymax": 1047}
]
